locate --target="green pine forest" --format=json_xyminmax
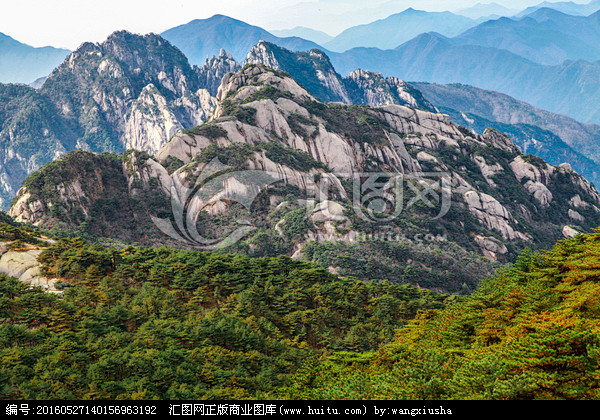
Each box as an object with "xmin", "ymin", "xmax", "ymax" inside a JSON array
[{"xmin": 2, "ymin": 217, "xmax": 600, "ymax": 400}]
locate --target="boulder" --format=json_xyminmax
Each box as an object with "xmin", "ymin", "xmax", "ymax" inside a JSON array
[{"xmin": 0, "ymin": 248, "xmax": 60, "ymax": 292}]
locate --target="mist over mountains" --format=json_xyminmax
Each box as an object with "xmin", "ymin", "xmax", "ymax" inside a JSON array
[
  {"xmin": 0, "ymin": 32, "xmax": 70, "ymax": 84},
  {"xmin": 157, "ymin": 8, "xmax": 600, "ymax": 125},
  {"xmin": 321, "ymin": 8, "xmax": 479, "ymax": 52},
  {"xmin": 514, "ymin": 0, "xmax": 600, "ymax": 16},
  {"xmin": 453, "ymin": 8, "xmax": 600, "ymax": 65}
]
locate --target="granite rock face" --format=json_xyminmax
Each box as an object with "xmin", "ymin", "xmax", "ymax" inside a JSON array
[
  {"xmin": 0, "ymin": 31, "xmax": 221, "ymax": 210},
  {"xmin": 0, "ymin": 242, "xmax": 60, "ymax": 293},
  {"xmin": 197, "ymin": 48, "xmax": 242, "ymax": 96},
  {"xmin": 9, "ymin": 64, "xmax": 600, "ymax": 265},
  {"xmin": 244, "ymin": 41, "xmax": 437, "ymax": 112}
]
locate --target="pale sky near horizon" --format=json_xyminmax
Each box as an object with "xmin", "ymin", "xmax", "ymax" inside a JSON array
[{"xmin": 0, "ymin": 0, "xmax": 590, "ymax": 50}]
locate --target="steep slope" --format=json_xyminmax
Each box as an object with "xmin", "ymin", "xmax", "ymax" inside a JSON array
[
  {"xmin": 0, "ymin": 83, "xmax": 77, "ymax": 210},
  {"xmin": 327, "ymin": 32, "xmax": 600, "ymax": 125},
  {"xmin": 323, "ymin": 8, "xmax": 478, "ymax": 52},
  {"xmin": 283, "ymin": 228, "xmax": 600, "ymax": 399},
  {"xmin": 0, "ymin": 31, "xmax": 218, "ymax": 210},
  {"xmin": 413, "ymin": 82, "xmax": 600, "ymax": 185},
  {"xmin": 40, "ymin": 31, "xmax": 216, "ymax": 154},
  {"xmin": 244, "ymin": 41, "xmax": 437, "ymax": 112},
  {"xmin": 161, "ymin": 14, "xmax": 322, "ymax": 65},
  {"xmin": 453, "ymin": 9, "xmax": 600, "ymax": 65},
  {"xmin": 196, "ymin": 48, "xmax": 241, "ymax": 96},
  {"xmin": 9, "ymin": 65, "xmax": 600, "ymax": 293},
  {"xmin": 0, "ymin": 32, "xmax": 70, "ymax": 84},
  {"xmin": 243, "ymin": 41, "xmax": 351, "ymax": 103},
  {"xmin": 344, "ymin": 69, "xmax": 437, "ymax": 112}
]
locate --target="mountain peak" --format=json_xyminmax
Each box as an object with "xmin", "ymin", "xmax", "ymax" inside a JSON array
[
  {"xmin": 524, "ymin": 6, "xmax": 571, "ymax": 20},
  {"xmin": 55, "ymin": 30, "xmax": 192, "ymax": 83},
  {"xmin": 188, "ymin": 14, "xmax": 249, "ymax": 27},
  {"xmin": 197, "ymin": 48, "xmax": 241, "ymax": 96},
  {"xmin": 161, "ymin": 14, "xmax": 320, "ymax": 65},
  {"xmin": 245, "ymin": 41, "xmax": 439, "ymax": 111},
  {"xmin": 215, "ymin": 61, "xmax": 311, "ymax": 105},
  {"xmin": 396, "ymin": 31, "xmax": 450, "ymax": 50},
  {"xmin": 245, "ymin": 41, "xmax": 349, "ymax": 103},
  {"xmin": 345, "ymin": 68, "xmax": 438, "ymax": 112}
]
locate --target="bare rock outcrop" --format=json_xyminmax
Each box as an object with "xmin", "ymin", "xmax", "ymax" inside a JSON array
[
  {"xmin": 463, "ymin": 190, "xmax": 529, "ymax": 241},
  {"xmin": 0, "ymin": 245, "xmax": 60, "ymax": 293}
]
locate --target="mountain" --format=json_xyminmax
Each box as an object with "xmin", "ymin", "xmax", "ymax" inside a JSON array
[
  {"xmin": 0, "ymin": 32, "xmax": 70, "ymax": 84},
  {"xmin": 161, "ymin": 14, "xmax": 322, "ymax": 65},
  {"xmin": 323, "ymin": 8, "xmax": 478, "ymax": 52},
  {"xmin": 0, "ymin": 34, "xmax": 442, "ymax": 212},
  {"xmin": 324, "ymin": 32, "xmax": 600, "ymax": 125},
  {"xmin": 269, "ymin": 27, "xmax": 334, "ymax": 45},
  {"xmin": 244, "ymin": 41, "xmax": 437, "ymax": 111},
  {"xmin": 159, "ymin": 13, "xmax": 600, "ymax": 125},
  {"xmin": 412, "ymin": 82, "xmax": 600, "ymax": 185},
  {"xmin": 423, "ymin": 108, "xmax": 600, "ymax": 188},
  {"xmin": 452, "ymin": 9, "xmax": 600, "ymax": 65},
  {"xmin": 515, "ymin": 0, "xmax": 600, "ymax": 17},
  {"xmin": 282, "ymin": 226, "xmax": 600, "ymax": 399},
  {"xmin": 0, "ymin": 31, "xmax": 221, "ymax": 210},
  {"xmin": 0, "ymin": 220, "xmax": 451, "ymax": 399},
  {"xmin": 455, "ymin": 2, "xmax": 519, "ymax": 19},
  {"xmin": 196, "ymin": 48, "xmax": 241, "ymax": 96},
  {"xmin": 9, "ymin": 64, "xmax": 600, "ymax": 294},
  {"xmin": 244, "ymin": 41, "xmax": 352, "ymax": 103}
]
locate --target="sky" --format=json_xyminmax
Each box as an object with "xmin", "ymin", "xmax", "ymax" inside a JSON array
[{"xmin": 0, "ymin": 0, "xmax": 591, "ymax": 50}]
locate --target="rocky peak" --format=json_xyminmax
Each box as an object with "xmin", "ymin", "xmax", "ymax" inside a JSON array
[
  {"xmin": 45, "ymin": 30, "xmax": 201, "ymax": 100},
  {"xmin": 345, "ymin": 69, "xmax": 438, "ymax": 112},
  {"xmin": 245, "ymin": 41, "xmax": 350, "ymax": 103},
  {"xmin": 0, "ymin": 31, "xmax": 219, "ymax": 210},
  {"xmin": 215, "ymin": 64, "xmax": 314, "ymax": 105},
  {"xmin": 40, "ymin": 30, "xmax": 218, "ymax": 154},
  {"xmin": 244, "ymin": 41, "xmax": 440, "ymax": 113},
  {"xmin": 197, "ymin": 48, "xmax": 242, "ymax": 96},
  {"xmin": 8, "ymin": 61, "xmax": 600, "ymax": 286},
  {"xmin": 245, "ymin": 41, "xmax": 281, "ymax": 71}
]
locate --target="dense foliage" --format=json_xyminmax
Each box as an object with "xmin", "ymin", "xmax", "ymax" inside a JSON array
[
  {"xmin": 0, "ymin": 236, "xmax": 449, "ymax": 399},
  {"xmin": 282, "ymin": 230, "xmax": 600, "ymax": 399}
]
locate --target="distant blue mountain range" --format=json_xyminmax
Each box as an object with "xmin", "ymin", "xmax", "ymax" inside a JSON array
[
  {"xmin": 453, "ymin": 8, "xmax": 600, "ymax": 65},
  {"xmin": 161, "ymin": 14, "xmax": 322, "ymax": 64},
  {"xmin": 321, "ymin": 8, "xmax": 479, "ymax": 52},
  {"xmin": 3, "ymin": 2, "xmax": 600, "ymax": 125},
  {"xmin": 514, "ymin": 0, "xmax": 600, "ymax": 17},
  {"xmin": 269, "ymin": 27, "xmax": 334, "ymax": 46},
  {"xmin": 158, "ymin": 11, "xmax": 600, "ymax": 125},
  {"xmin": 326, "ymin": 31, "xmax": 600, "ymax": 124},
  {"xmin": 0, "ymin": 32, "xmax": 70, "ymax": 84}
]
